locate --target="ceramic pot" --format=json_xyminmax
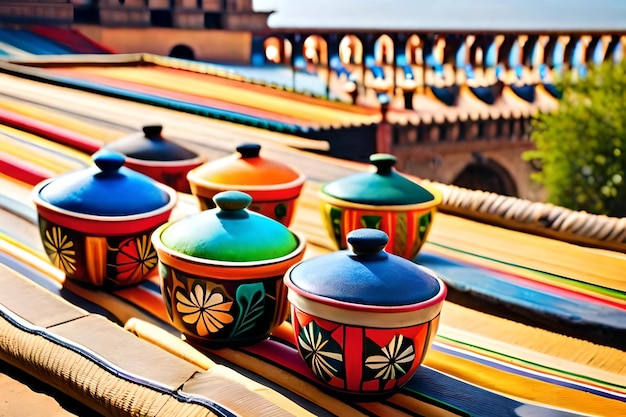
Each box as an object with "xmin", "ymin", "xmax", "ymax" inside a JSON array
[
  {"xmin": 32, "ymin": 150, "xmax": 178, "ymax": 288},
  {"xmin": 187, "ymin": 143, "xmax": 306, "ymax": 226},
  {"xmin": 104, "ymin": 125, "xmax": 204, "ymax": 193},
  {"xmin": 152, "ymin": 190, "xmax": 306, "ymax": 347},
  {"xmin": 319, "ymin": 153, "xmax": 442, "ymax": 260},
  {"xmin": 284, "ymin": 228, "xmax": 446, "ymax": 399}
]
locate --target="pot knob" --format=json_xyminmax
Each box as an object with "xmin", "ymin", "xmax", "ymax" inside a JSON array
[
  {"xmin": 93, "ymin": 150, "xmax": 126, "ymax": 174},
  {"xmin": 347, "ymin": 228, "xmax": 388, "ymax": 256},
  {"xmin": 237, "ymin": 143, "xmax": 262, "ymax": 158},
  {"xmin": 142, "ymin": 124, "xmax": 164, "ymax": 139},
  {"xmin": 214, "ymin": 190, "xmax": 252, "ymax": 216},
  {"xmin": 370, "ymin": 153, "xmax": 396, "ymax": 175}
]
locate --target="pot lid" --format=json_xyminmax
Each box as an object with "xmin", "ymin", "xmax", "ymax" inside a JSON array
[
  {"xmin": 38, "ymin": 150, "xmax": 173, "ymax": 216},
  {"xmin": 188, "ymin": 143, "xmax": 303, "ymax": 186},
  {"xmin": 321, "ymin": 154, "xmax": 435, "ymax": 205},
  {"xmin": 105, "ymin": 125, "xmax": 199, "ymax": 161},
  {"xmin": 160, "ymin": 190, "xmax": 299, "ymax": 262},
  {"xmin": 287, "ymin": 228, "xmax": 440, "ymax": 306}
]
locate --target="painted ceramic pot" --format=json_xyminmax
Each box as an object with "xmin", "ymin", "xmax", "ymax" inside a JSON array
[
  {"xmin": 152, "ymin": 190, "xmax": 306, "ymax": 347},
  {"xmin": 187, "ymin": 143, "xmax": 306, "ymax": 226},
  {"xmin": 104, "ymin": 125, "xmax": 204, "ymax": 193},
  {"xmin": 284, "ymin": 228, "xmax": 446, "ymax": 399},
  {"xmin": 31, "ymin": 150, "xmax": 178, "ymax": 288},
  {"xmin": 319, "ymin": 153, "xmax": 442, "ymax": 260}
]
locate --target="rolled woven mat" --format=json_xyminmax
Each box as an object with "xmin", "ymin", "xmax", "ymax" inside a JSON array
[
  {"xmin": 0, "ymin": 264, "xmax": 321, "ymax": 417},
  {"xmin": 431, "ymin": 180, "xmax": 626, "ymax": 253}
]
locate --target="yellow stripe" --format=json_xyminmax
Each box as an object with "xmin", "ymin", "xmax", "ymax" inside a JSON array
[{"xmin": 423, "ymin": 348, "xmax": 626, "ymax": 416}]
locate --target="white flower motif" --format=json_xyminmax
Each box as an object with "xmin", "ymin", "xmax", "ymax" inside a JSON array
[
  {"xmin": 299, "ymin": 321, "xmax": 343, "ymax": 380},
  {"xmin": 365, "ymin": 334, "xmax": 415, "ymax": 380}
]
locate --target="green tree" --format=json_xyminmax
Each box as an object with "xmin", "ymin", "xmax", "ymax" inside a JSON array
[{"xmin": 524, "ymin": 60, "xmax": 626, "ymax": 217}]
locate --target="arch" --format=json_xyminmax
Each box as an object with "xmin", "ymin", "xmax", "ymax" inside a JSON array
[
  {"xmin": 612, "ymin": 37, "xmax": 625, "ymax": 63},
  {"xmin": 169, "ymin": 44, "xmax": 194, "ymax": 60},
  {"xmin": 570, "ymin": 36, "xmax": 589, "ymax": 68},
  {"xmin": 551, "ymin": 36, "xmax": 570, "ymax": 72},
  {"xmin": 452, "ymin": 155, "xmax": 518, "ymax": 197},
  {"xmin": 263, "ymin": 36, "xmax": 286, "ymax": 64},
  {"xmin": 426, "ymin": 35, "xmax": 446, "ymax": 68},
  {"xmin": 498, "ymin": 35, "xmax": 516, "ymax": 68},
  {"xmin": 456, "ymin": 41, "xmax": 468, "ymax": 68},
  {"xmin": 484, "ymin": 35, "xmax": 504, "ymax": 68},
  {"xmin": 507, "ymin": 38, "xmax": 522, "ymax": 68},
  {"xmin": 374, "ymin": 34, "xmax": 394, "ymax": 65},
  {"xmin": 588, "ymin": 35, "xmax": 612, "ymax": 65},
  {"xmin": 457, "ymin": 35, "xmax": 475, "ymax": 68},
  {"xmin": 302, "ymin": 34, "xmax": 328, "ymax": 66},
  {"xmin": 406, "ymin": 34, "xmax": 423, "ymax": 65},
  {"xmin": 530, "ymin": 35, "xmax": 549, "ymax": 68},
  {"xmin": 339, "ymin": 34, "xmax": 362, "ymax": 65}
]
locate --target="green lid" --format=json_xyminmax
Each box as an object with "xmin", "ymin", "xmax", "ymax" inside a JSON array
[
  {"xmin": 321, "ymin": 154, "xmax": 435, "ymax": 205},
  {"xmin": 160, "ymin": 191, "xmax": 299, "ymax": 262}
]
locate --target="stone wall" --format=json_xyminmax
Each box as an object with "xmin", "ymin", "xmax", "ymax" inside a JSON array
[
  {"xmin": 0, "ymin": 0, "xmax": 73, "ymax": 26},
  {"xmin": 74, "ymin": 25, "xmax": 253, "ymax": 64}
]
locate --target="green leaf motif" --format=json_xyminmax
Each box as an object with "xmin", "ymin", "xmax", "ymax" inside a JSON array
[
  {"xmin": 417, "ymin": 212, "xmax": 432, "ymax": 241},
  {"xmin": 329, "ymin": 206, "xmax": 343, "ymax": 244},
  {"xmin": 360, "ymin": 215, "xmax": 382, "ymax": 229},
  {"xmin": 230, "ymin": 282, "xmax": 266, "ymax": 337}
]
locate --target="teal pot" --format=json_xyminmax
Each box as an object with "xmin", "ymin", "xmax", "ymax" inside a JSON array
[
  {"xmin": 187, "ymin": 143, "xmax": 306, "ymax": 226},
  {"xmin": 320, "ymin": 153, "xmax": 442, "ymax": 260}
]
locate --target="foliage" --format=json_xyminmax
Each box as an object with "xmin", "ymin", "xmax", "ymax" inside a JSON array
[{"xmin": 524, "ymin": 60, "xmax": 626, "ymax": 217}]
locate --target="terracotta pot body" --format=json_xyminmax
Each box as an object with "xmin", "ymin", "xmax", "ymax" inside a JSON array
[
  {"xmin": 187, "ymin": 143, "xmax": 305, "ymax": 226},
  {"xmin": 320, "ymin": 153, "xmax": 441, "ymax": 260},
  {"xmin": 104, "ymin": 125, "xmax": 204, "ymax": 193},
  {"xmin": 32, "ymin": 151, "xmax": 177, "ymax": 288},
  {"xmin": 284, "ymin": 228, "xmax": 446, "ymax": 399},
  {"xmin": 153, "ymin": 190, "xmax": 306, "ymax": 347}
]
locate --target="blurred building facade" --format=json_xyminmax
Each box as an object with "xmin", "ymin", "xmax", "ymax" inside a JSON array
[{"xmin": 2, "ymin": 1, "xmax": 625, "ymax": 200}]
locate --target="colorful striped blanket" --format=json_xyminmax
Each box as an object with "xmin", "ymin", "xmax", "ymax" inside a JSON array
[{"xmin": 0, "ymin": 60, "xmax": 624, "ymax": 417}]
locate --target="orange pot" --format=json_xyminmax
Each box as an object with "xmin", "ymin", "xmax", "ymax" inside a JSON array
[{"xmin": 187, "ymin": 143, "xmax": 306, "ymax": 226}]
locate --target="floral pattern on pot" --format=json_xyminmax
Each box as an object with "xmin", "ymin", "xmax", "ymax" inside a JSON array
[
  {"xmin": 39, "ymin": 218, "xmax": 159, "ymax": 288},
  {"xmin": 42, "ymin": 224, "xmax": 77, "ymax": 275},
  {"xmin": 161, "ymin": 264, "xmax": 290, "ymax": 346},
  {"xmin": 322, "ymin": 203, "xmax": 435, "ymax": 260},
  {"xmin": 175, "ymin": 281, "xmax": 235, "ymax": 336},
  {"xmin": 291, "ymin": 306, "xmax": 436, "ymax": 396},
  {"xmin": 115, "ymin": 234, "xmax": 159, "ymax": 283}
]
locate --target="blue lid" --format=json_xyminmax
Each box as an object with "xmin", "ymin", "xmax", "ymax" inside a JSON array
[
  {"xmin": 288, "ymin": 228, "xmax": 440, "ymax": 306},
  {"xmin": 38, "ymin": 150, "xmax": 172, "ymax": 216}
]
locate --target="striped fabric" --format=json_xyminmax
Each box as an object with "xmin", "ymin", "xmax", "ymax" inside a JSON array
[{"xmin": 0, "ymin": 64, "xmax": 624, "ymax": 417}]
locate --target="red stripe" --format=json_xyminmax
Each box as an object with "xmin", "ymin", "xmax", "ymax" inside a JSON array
[
  {"xmin": 0, "ymin": 155, "xmax": 51, "ymax": 185},
  {"xmin": 433, "ymin": 248, "xmax": 626, "ymax": 310},
  {"xmin": 0, "ymin": 108, "xmax": 102, "ymax": 153}
]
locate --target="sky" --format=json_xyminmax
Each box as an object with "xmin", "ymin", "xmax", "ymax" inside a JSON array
[{"xmin": 252, "ymin": 0, "xmax": 626, "ymax": 32}]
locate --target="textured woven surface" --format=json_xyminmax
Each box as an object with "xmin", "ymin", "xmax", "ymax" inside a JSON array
[{"xmin": 0, "ymin": 58, "xmax": 624, "ymax": 416}]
